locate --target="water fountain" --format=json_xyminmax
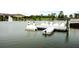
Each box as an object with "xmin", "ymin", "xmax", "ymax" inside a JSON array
[{"xmin": 8, "ymin": 16, "xmax": 13, "ymax": 22}]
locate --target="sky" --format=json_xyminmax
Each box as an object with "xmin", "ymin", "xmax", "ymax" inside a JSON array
[{"xmin": 0, "ymin": 0, "xmax": 79, "ymax": 16}]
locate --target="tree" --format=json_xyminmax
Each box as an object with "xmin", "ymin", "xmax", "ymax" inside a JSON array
[
  {"xmin": 0, "ymin": 16, "xmax": 3, "ymax": 21},
  {"xmin": 40, "ymin": 14, "xmax": 43, "ymax": 20},
  {"xmin": 48, "ymin": 14, "xmax": 51, "ymax": 20},
  {"xmin": 69, "ymin": 14, "xmax": 73, "ymax": 19},
  {"xmin": 64, "ymin": 15, "xmax": 68, "ymax": 20},
  {"xmin": 58, "ymin": 11, "xmax": 65, "ymax": 20},
  {"xmin": 51, "ymin": 13, "xmax": 56, "ymax": 20}
]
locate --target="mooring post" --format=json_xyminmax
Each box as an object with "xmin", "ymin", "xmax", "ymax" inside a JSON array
[{"xmin": 66, "ymin": 18, "xmax": 70, "ymax": 31}]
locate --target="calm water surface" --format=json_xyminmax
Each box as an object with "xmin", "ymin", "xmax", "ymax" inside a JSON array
[{"xmin": 0, "ymin": 21, "xmax": 79, "ymax": 48}]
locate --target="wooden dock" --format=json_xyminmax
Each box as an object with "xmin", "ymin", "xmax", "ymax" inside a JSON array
[
  {"xmin": 69, "ymin": 19, "xmax": 79, "ymax": 28},
  {"xmin": 70, "ymin": 19, "xmax": 79, "ymax": 23}
]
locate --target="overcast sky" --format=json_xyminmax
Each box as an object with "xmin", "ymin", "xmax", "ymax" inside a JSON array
[{"xmin": 0, "ymin": 0, "xmax": 79, "ymax": 15}]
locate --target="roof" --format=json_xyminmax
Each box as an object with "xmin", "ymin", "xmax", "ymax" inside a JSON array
[{"xmin": 0, "ymin": 13, "xmax": 25, "ymax": 17}]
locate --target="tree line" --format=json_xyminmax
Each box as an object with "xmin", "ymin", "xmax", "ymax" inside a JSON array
[{"xmin": 0, "ymin": 11, "xmax": 75, "ymax": 21}]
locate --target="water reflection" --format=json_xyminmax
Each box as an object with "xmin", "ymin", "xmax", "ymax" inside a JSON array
[
  {"xmin": 42, "ymin": 29, "xmax": 69, "ymax": 43},
  {"xmin": 65, "ymin": 30, "xmax": 69, "ymax": 43},
  {"xmin": 43, "ymin": 32, "xmax": 55, "ymax": 37}
]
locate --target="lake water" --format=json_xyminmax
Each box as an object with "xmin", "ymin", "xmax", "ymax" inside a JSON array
[{"xmin": 0, "ymin": 21, "xmax": 79, "ymax": 48}]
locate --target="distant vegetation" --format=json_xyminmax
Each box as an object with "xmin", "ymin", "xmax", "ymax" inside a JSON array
[
  {"xmin": 0, "ymin": 11, "xmax": 78, "ymax": 21},
  {"xmin": 0, "ymin": 15, "xmax": 8, "ymax": 21}
]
